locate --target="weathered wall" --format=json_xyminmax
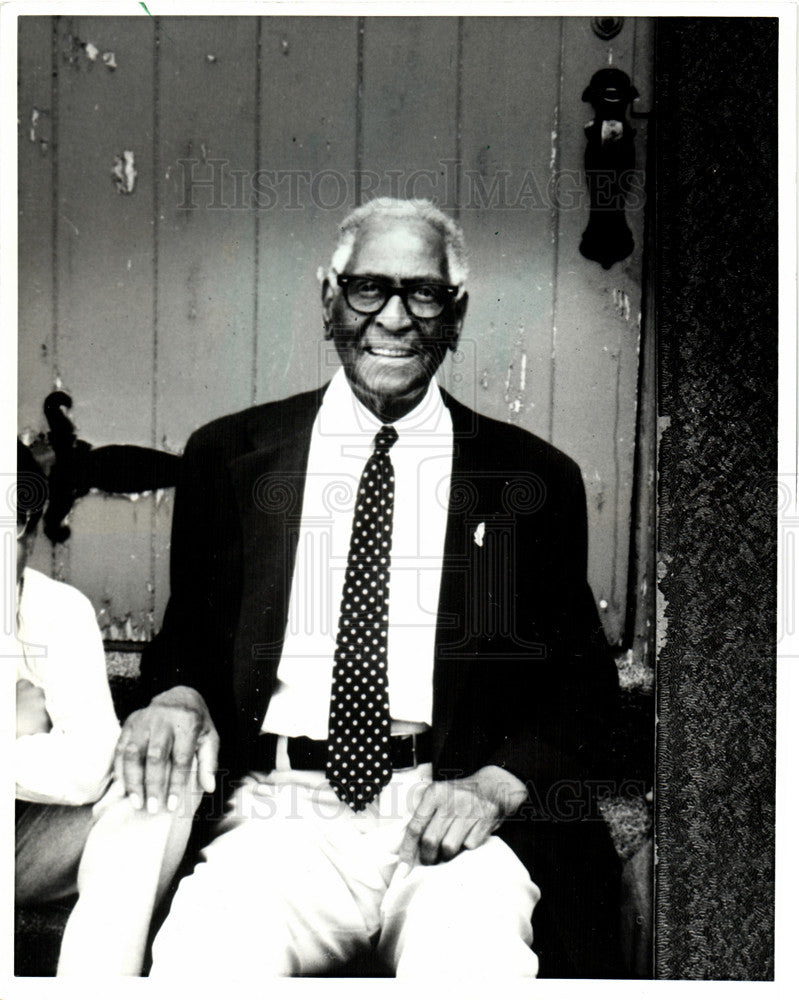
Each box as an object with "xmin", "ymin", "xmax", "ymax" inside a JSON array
[{"xmin": 18, "ymin": 14, "xmax": 653, "ymax": 645}]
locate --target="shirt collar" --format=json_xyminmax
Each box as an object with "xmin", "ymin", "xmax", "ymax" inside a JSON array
[{"xmin": 319, "ymin": 367, "xmax": 450, "ymax": 440}]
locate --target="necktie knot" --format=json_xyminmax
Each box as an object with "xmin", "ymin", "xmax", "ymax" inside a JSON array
[{"xmin": 374, "ymin": 425, "xmax": 398, "ymax": 454}]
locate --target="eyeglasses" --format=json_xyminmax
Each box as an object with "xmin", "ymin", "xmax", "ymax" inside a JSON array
[{"xmin": 336, "ymin": 274, "xmax": 459, "ymax": 320}]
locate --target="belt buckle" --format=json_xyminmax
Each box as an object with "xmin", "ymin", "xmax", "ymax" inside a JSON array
[{"xmin": 395, "ymin": 733, "xmax": 417, "ymax": 771}]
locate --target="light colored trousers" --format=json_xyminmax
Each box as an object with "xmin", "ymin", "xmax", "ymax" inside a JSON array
[
  {"xmin": 16, "ymin": 777, "xmax": 200, "ymax": 976},
  {"xmin": 150, "ymin": 761, "xmax": 540, "ymax": 978}
]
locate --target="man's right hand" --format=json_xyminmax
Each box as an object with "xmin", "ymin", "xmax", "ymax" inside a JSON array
[{"xmin": 115, "ymin": 686, "xmax": 219, "ymax": 814}]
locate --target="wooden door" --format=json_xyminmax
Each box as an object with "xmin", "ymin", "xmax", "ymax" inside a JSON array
[{"xmin": 17, "ymin": 14, "xmax": 653, "ymax": 652}]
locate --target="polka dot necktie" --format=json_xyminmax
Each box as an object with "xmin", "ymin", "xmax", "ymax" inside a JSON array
[{"xmin": 326, "ymin": 424, "xmax": 398, "ymax": 811}]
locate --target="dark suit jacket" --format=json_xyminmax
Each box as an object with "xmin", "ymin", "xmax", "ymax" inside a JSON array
[{"xmin": 140, "ymin": 384, "xmax": 623, "ymax": 977}]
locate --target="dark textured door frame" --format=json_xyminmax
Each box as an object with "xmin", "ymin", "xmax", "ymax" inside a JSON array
[{"xmin": 654, "ymin": 17, "xmax": 777, "ymax": 979}]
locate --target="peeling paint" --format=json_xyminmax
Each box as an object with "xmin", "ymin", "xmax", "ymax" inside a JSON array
[
  {"xmin": 628, "ymin": 646, "xmax": 653, "ymax": 695},
  {"xmin": 64, "ymin": 35, "xmax": 83, "ymax": 67},
  {"xmin": 281, "ymin": 39, "xmax": 290, "ymax": 55},
  {"xmin": 84, "ymin": 41, "xmax": 99, "ymax": 61},
  {"xmin": 112, "ymin": 151, "xmax": 137, "ymax": 195},
  {"xmin": 99, "ymin": 610, "xmax": 150, "ymax": 644},
  {"xmin": 102, "ymin": 51, "xmax": 117, "ymax": 70},
  {"xmin": 612, "ymin": 287, "xmax": 631, "ymax": 321},
  {"xmin": 591, "ymin": 469, "xmax": 605, "ymax": 513},
  {"xmin": 60, "ymin": 214, "xmax": 80, "ymax": 236},
  {"xmin": 29, "ymin": 106, "xmax": 50, "ymax": 153},
  {"xmin": 549, "ymin": 129, "xmax": 558, "ymax": 171},
  {"xmin": 206, "ymin": 53, "xmax": 217, "ymax": 63},
  {"xmin": 159, "ymin": 436, "xmax": 184, "ymax": 456},
  {"xmin": 656, "ymin": 552, "xmax": 671, "ymax": 655},
  {"xmin": 503, "ymin": 331, "xmax": 528, "ymax": 422},
  {"xmin": 479, "ymin": 370, "xmax": 489, "ymax": 390}
]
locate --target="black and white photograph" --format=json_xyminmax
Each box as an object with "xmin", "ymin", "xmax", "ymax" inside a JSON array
[{"xmin": 1, "ymin": 0, "xmax": 790, "ymax": 987}]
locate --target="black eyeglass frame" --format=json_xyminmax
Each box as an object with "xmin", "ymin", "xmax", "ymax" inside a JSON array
[{"xmin": 336, "ymin": 273, "xmax": 460, "ymax": 319}]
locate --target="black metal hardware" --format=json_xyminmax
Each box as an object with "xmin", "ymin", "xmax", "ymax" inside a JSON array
[
  {"xmin": 42, "ymin": 390, "xmax": 181, "ymax": 543},
  {"xmin": 591, "ymin": 17, "xmax": 625, "ymax": 41},
  {"xmin": 579, "ymin": 67, "xmax": 639, "ymax": 270}
]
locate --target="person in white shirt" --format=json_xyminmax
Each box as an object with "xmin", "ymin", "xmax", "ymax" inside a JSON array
[
  {"xmin": 14, "ymin": 442, "xmax": 200, "ymax": 975},
  {"xmin": 15, "ymin": 440, "xmax": 120, "ymax": 902}
]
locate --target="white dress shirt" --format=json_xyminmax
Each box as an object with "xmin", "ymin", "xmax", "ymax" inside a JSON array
[
  {"xmin": 15, "ymin": 567, "xmax": 120, "ymax": 805},
  {"xmin": 263, "ymin": 369, "xmax": 453, "ymax": 739}
]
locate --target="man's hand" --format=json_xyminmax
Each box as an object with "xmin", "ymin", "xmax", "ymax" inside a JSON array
[
  {"xmin": 16, "ymin": 679, "xmax": 52, "ymax": 738},
  {"xmin": 115, "ymin": 686, "xmax": 219, "ymax": 814},
  {"xmin": 398, "ymin": 765, "xmax": 528, "ymax": 867}
]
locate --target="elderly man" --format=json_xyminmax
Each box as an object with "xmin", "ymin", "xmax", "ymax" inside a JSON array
[{"xmin": 121, "ymin": 198, "xmax": 622, "ymax": 978}]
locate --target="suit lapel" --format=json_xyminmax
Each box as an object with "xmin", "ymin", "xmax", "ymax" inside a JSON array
[
  {"xmin": 432, "ymin": 392, "xmax": 490, "ymax": 759},
  {"xmin": 229, "ymin": 389, "xmax": 323, "ymax": 734}
]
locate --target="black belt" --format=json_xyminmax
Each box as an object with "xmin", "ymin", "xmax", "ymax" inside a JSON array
[{"xmin": 251, "ymin": 731, "xmax": 433, "ymax": 773}]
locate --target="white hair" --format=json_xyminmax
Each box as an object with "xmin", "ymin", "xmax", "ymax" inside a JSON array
[{"xmin": 328, "ymin": 197, "xmax": 468, "ymax": 287}]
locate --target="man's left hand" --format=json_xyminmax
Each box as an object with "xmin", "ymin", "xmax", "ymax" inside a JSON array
[{"xmin": 398, "ymin": 765, "xmax": 527, "ymax": 866}]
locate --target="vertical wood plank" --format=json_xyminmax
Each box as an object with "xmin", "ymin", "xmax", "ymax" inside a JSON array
[
  {"xmin": 53, "ymin": 15, "xmax": 155, "ymax": 446},
  {"xmin": 629, "ymin": 16, "xmax": 655, "ymax": 663},
  {"xmin": 457, "ymin": 15, "xmax": 562, "ymax": 438},
  {"xmin": 155, "ymin": 17, "xmax": 258, "ymax": 446},
  {"xmin": 359, "ymin": 17, "xmax": 463, "ymax": 398},
  {"xmin": 151, "ymin": 488, "xmax": 173, "ymax": 633},
  {"xmin": 360, "ymin": 17, "xmax": 458, "ymax": 192},
  {"xmin": 18, "ymin": 16, "xmax": 56, "ymax": 579},
  {"xmin": 153, "ymin": 17, "xmax": 259, "ymax": 633},
  {"xmin": 255, "ymin": 16, "xmax": 359, "ymax": 403},
  {"xmin": 18, "ymin": 16, "xmax": 56, "ymax": 444},
  {"xmin": 49, "ymin": 16, "xmax": 157, "ymax": 630},
  {"xmin": 70, "ymin": 493, "xmax": 152, "ymax": 641},
  {"xmin": 551, "ymin": 16, "xmax": 646, "ymax": 645}
]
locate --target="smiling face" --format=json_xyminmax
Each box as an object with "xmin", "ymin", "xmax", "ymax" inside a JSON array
[{"xmin": 322, "ymin": 215, "xmax": 467, "ymax": 422}]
